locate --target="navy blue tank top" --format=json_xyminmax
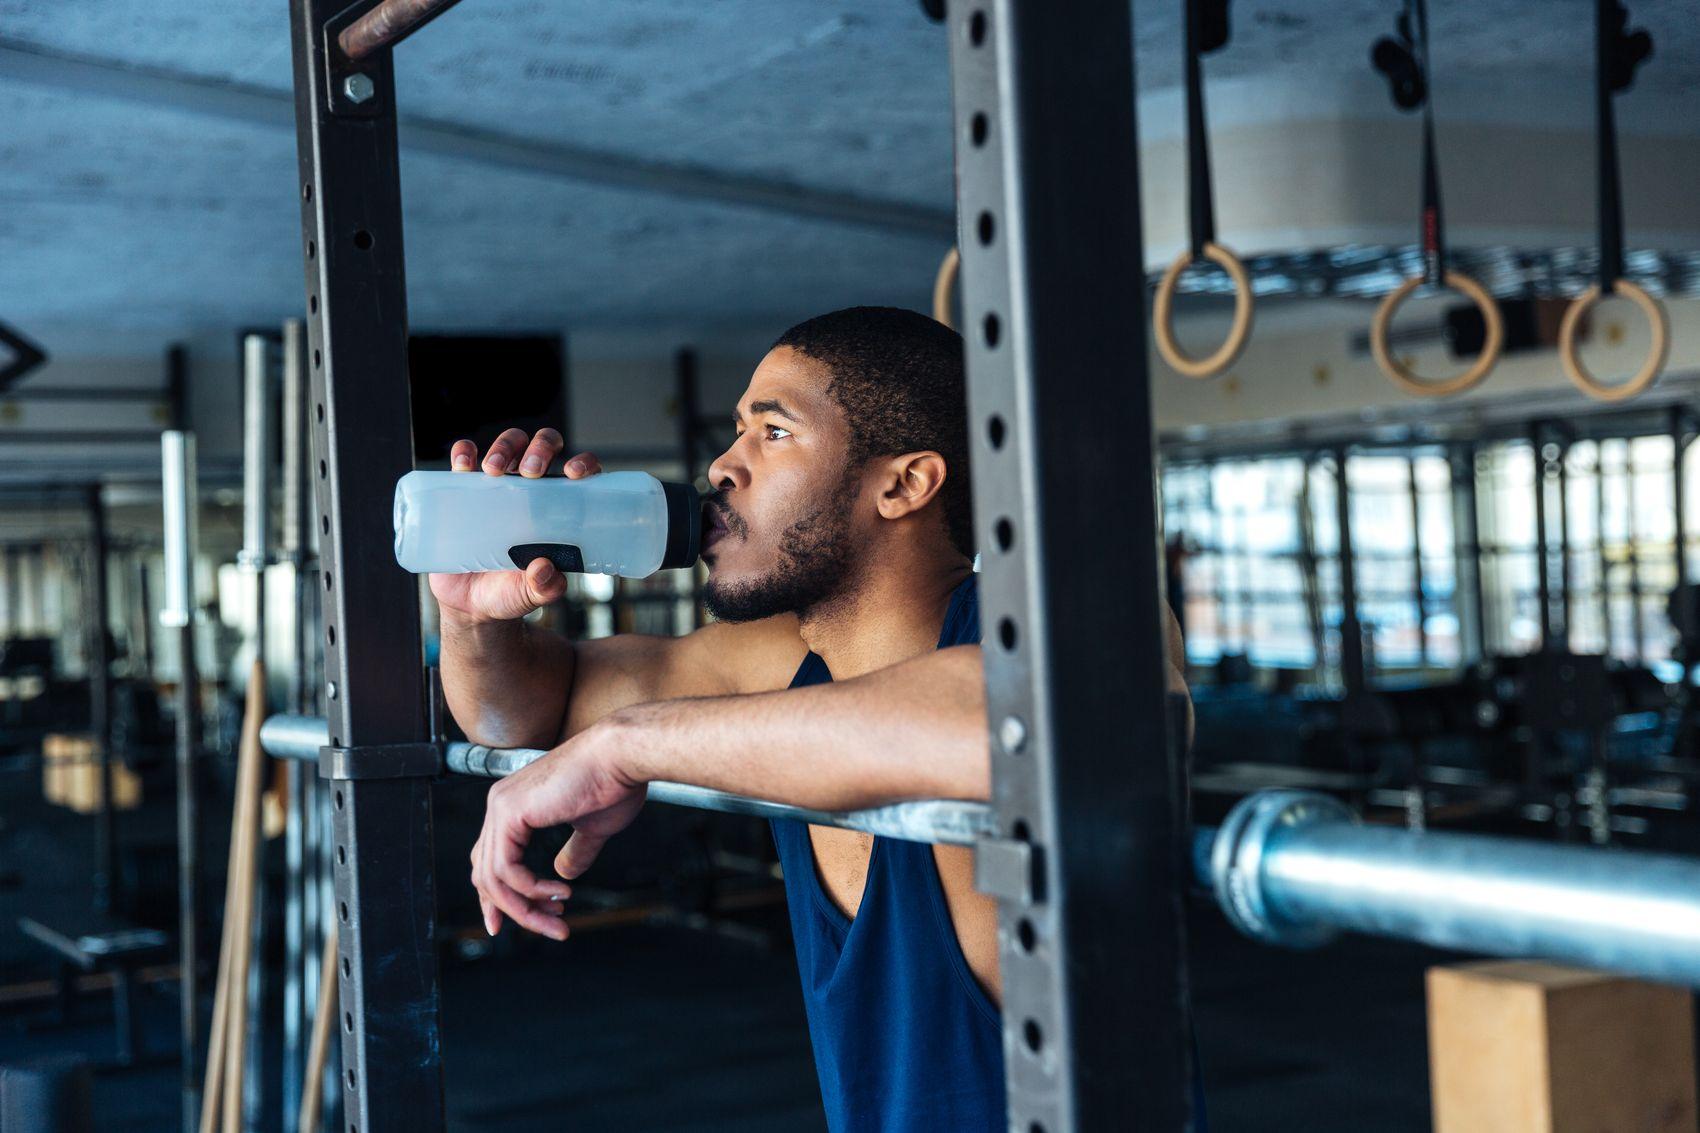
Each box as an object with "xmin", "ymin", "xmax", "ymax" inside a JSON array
[
  {"xmin": 773, "ymin": 575, "xmax": 1210, "ymax": 1131},
  {"xmin": 772, "ymin": 575, "xmax": 1002, "ymax": 1131}
]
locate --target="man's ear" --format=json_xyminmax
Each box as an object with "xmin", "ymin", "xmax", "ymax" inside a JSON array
[{"xmin": 874, "ymin": 451, "xmax": 948, "ymax": 521}]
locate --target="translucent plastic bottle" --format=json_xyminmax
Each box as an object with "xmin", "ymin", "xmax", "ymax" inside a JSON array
[{"xmin": 393, "ymin": 469, "xmax": 701, "ymax": 578}]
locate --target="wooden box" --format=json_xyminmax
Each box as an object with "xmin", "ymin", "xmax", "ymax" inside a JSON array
[
  {"xmin": 41, "ymin": 733, "xmax": 141, "ymax": 814},
  {"xmin": 1428, "ymin": 959, "xmax": 1697, "ymax": 1133}
]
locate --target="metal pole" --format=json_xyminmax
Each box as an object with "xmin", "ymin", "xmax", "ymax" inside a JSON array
[
  {"xmin": 262, "ymin": 718, "xmax": 1700, "ymax": 996},
  {"xmin": 1448, "ymin": 445, "xmax": 1484, "ymax": 666},
  {"xmin": 1597, "ymin": 442, "xmax": 1613, "ymax": 656},
  {"xmin": 280, "ymin": 319, "xmax": 310, "ymax": 1133},
  {"xmin": 289, "ymin": 3, "xmax": 445, "ymax": 1128},
  {"xmin": 337, "ymin": 0, "xmax": 465, "ymax": 61},
  {"xmin": 1627, "ymin": 441, "xmax": 1645, "ymax": 662},
  {"xmin": 161, "ymin": 428, "xmax": 202, "ymax": 1133},
  {"xmin": 240, "ymin": 332, "xmax": 273, "ymax": 1133},
  {"xmin": 85, "ymin": 483, "xmax": 116, "ymax": 913},
  {"xmin": 1532, "ymin": 427, "xmax": 1554, "ymax": 652},
  {"xmin": 1407, "ymin": 457, "xmax": 1428, "ymax": 667},
  {"xmin": 947, "ymin": 3, "xmax": 1193, "ymax": 1129},
  {"xmin": 1334, "ymin": 450, "xmax": 1366, "ymax": 695}
]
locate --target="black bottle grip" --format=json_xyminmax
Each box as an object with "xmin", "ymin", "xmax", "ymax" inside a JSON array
[{"xmin": 508, "ymin": 543, "xmax": 585, "ymax": 573}]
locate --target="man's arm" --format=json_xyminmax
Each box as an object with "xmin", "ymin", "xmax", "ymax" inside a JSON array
[{"xmin": 469, "ymin": 626, "xmax": 1190, "ymax": 938}]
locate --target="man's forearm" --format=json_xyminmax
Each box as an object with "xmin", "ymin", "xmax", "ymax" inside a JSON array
[
  {"xmin": 440, "ymin": 613, "xmax": 576, "ymax": 750},
  {"xmin": 608, "ymin": 644, "xmax": 989, "ymax": 811}
]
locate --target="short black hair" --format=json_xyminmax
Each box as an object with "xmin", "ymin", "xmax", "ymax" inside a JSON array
[{"xmin": 772, "ymin": 307, "xmax": 973, "ymax": 558}]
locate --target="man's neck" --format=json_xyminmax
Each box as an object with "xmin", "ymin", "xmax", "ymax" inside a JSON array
[{"xmin": 798, "ymin": 550, "xmax": 973, "ymax": 681}]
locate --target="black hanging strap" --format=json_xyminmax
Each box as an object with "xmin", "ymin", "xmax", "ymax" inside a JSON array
[
  {"xmin": 1593, "ymin": 0, "xmax": 1654, "ymax": 292},
  {"xmin": 1183, "ymin": 0, "xmax": 1231, "ymax": 260},
  {"xmin": 1373, "ymin": 0, "xmax": 1444, "ymax": 285},
  {"xmin": 1596, "ymin": 0, "xmax": 1625, "ymax": 291},
  {"xmin": 1411, "ymin": 0, "xmax": 1445, "ymax": 286}
]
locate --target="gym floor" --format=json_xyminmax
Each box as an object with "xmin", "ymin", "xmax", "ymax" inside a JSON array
[{"xmin": 0, "ymin": 892, "xmax": 1441, "ymax": 1131}]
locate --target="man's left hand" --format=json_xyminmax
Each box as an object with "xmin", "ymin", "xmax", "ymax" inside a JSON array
[{"xmin": 469, "ymin": 715, "xmax": 648, "ymax": 940}]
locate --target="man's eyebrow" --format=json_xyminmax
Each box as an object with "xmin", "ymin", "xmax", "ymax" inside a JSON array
[{"xmin": 736, "ymin": 398, "xmax": 803, "ymax": 425}]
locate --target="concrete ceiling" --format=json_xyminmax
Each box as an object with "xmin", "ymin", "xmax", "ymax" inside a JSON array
[{"xmin": 2, "ymin": 0, "xmax": 1697, "ymax": 361}]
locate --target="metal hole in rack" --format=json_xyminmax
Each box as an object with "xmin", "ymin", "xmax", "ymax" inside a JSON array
[
  {"xmin": 977, "ymin": 211, "xmax": 995, "ymax": 247},
  {"xmin": 983, "ymin": 313, "xmax": 1002, "ymax": 348},
  {"xmin": 1017, "ymin": 917, "xmax": 1037, "ymax": 953},
  {"xmin": 998, "ymin": 617, "xmax": 1017, "ymax": 651},
  {"xmin": 987, "ymin": 415, "xmax": 1006, "ymax": 450},
  {"xmin": 968, "ymin": 10, "xmax": 987, "ymax": 46},
  {"xmin": 353, "ymin": 229, "xmax": 374, "ymax": 251},
  {"xmin": 995, "ymin": 518, "xmax": 1014, "ymax": 551},
  {"xmin": 1023, "ymin": 1018, "xmax": 1043, "ymax": 1053},
  {"xmin": 970, "ymin": 112, "xmax": 988, "ymax": 148}
]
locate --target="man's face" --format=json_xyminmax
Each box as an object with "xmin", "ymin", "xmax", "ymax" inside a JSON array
[{"xmin": 700, "ymin": 347, "xmax": 863, "ymax": 622}]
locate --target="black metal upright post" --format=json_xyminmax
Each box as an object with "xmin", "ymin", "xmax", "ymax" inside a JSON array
[
  {"xmin": 1334, "ymin": 451, "xmax": 1367, "ymax": 696},
  {"xmin": 288, "ymin": 4, "xmax": 445, "ymax": 1130},
  {"xmin": 947, "ymin": 4, "xmax": 1193, "ymax": 1129},
  {"xmin": 1407, "ymin": 457, "xmax": 1429, "ymax": 668},
  {"xmin": 1448, "ymin": 445, "xmax": 1485, "ymax": 666},
  {"xmin": 85, "ymin": 483, "xmax": 117, "ymax": 913},
  {"xmin": 162, "ymin": 342, "xmax": 202, "ymax": 1133}
]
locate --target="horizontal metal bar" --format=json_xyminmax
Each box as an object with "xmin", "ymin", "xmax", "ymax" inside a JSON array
[
  {"xmin": 263, "ymin": 715, "xmax": 1700, "ymax": 988},
  {"xmin": 1210, "ymin": 789, "xmax": 1700, "ymax": 988},
  {"xmin": 259, "ymin": 715, "xmax": 996, "ymax": 845},
  {"xmin": 338, "ymin": 0, "xmax": 465, "ymax": 61}
]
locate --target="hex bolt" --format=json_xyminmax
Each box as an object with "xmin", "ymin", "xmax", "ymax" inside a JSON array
[
  {"xmin": 326, "ymin": 681, "xmax": 339, "ymax": 701},
  {"xmin": 342, "ymin": 73, "xmax": 375, "ymax": 104}
]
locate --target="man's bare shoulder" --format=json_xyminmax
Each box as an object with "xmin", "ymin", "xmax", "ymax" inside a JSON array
[{"xmin": 677, "ymin": 613, "xmax": 810, "ymax": 695}]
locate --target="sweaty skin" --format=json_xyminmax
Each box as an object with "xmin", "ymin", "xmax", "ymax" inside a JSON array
[{"xmin": 440, "ymin": 346, "xmax": 1189, "ymax": 1001}]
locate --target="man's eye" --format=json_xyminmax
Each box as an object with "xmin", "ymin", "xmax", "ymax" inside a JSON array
[{"xmin": 766, "ymin": 425, "xmax": 792, "ymax": 440}]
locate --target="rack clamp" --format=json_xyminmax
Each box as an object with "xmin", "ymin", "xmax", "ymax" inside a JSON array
[
  {"xmin": 319, "ymin": 741, "xmax": 443, "ymax": 781},
  {"xmin": 973, "ymin": 837, "xmax": 1041, "ymax": 906}
]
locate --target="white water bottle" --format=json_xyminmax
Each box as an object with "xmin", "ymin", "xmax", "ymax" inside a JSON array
[{"xmin": 392, "ymin": 469, "xmax": 701, "ymax": 578}]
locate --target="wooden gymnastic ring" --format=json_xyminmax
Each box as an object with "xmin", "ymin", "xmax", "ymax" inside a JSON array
[
  {"xmin": 1371, "ymin": 272, "xmax": 1503, "ymax": 398},
  {"xmin": 1558, "ymin": 280, "xmax": 1669, "ymax": 403},
  {"xmin": 932, "ymin": 246, "xmax": 960, "ymax": 330},
  {"xmin": 1152, "ymin": 241, "xmax": 1255, "ymax": 380}
]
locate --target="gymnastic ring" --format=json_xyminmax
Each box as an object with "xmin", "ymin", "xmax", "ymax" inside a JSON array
[
  {"xmin": 1370, "ymin": 271, "xmax": 1503, "ymax": 398},
  {"xmin": 1152, "ymin": 241, "xmax": 1254, "ymax": 380},
  {"xmin": 1558, "ymin": 280, "xmax": 1670, "ymax": 403},
  {"xmin": 932, "ymin": 246, "xmax": 960, "ymax": 330}
]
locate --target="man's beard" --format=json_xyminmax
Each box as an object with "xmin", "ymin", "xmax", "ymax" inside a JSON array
[{"xmin": 703, "ymin": 480, "xmax": 858, "ymax": 624}]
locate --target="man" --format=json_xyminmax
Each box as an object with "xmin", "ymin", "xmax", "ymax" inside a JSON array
[{"xmin": 443, "ymin": 306, "xmax": 1189, "ymax": 1130}]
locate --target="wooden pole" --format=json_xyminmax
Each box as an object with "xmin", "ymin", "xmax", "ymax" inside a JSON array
[{"xmin": 298, "ymin": 927, "xmax": 338, "ymax": 1133}]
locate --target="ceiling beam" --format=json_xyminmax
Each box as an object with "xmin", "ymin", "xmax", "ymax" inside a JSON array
[{"xmin": 0, "ymin": 37, "xmax": 955, "ymax": 240}]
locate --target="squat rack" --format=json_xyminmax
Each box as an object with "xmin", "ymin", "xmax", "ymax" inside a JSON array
[{"xmin": 285, "ymin": 1, "xmax": 1191, "ymax": 1130}]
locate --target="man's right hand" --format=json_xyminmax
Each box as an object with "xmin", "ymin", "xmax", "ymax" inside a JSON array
[{"xmin": 428, "ymin": 427, "xmax": 603, "ymax": 626}]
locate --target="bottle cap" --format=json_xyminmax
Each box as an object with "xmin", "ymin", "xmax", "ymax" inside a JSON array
[{"xmin": 660, "ymin": 482, "xmax": 702, "ymax": 569}]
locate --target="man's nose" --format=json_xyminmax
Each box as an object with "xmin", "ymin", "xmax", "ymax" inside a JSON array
[{"xmin": 706, "ymin": 444, "xmax": 748, "ymax": 493}]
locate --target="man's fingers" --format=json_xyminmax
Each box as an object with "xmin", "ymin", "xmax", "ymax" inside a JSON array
[
  {"xmin": 450, "ymin": 439, "xmax": 478, "ymax": 472},
  {"xmin": 486, "ymin": 872, "xmax": 568, "ymax": 941},
  {"xmin": 482, "ymin": 428, "xmax": 531, "ymax": 476},
  {"xmin": 554, "ymin": 830, "xmax": 609, "ymax": 881},
  {"xmin": 518, "ymin": 429, "xmax": 565, "ymax": 478},
  {"xmin": 478, "ymin": 894, "xmax": 500, "ymax": 937},
  {"xmin": 563, "ymin": 452, "xmax": 602, "ymax": 479}
]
